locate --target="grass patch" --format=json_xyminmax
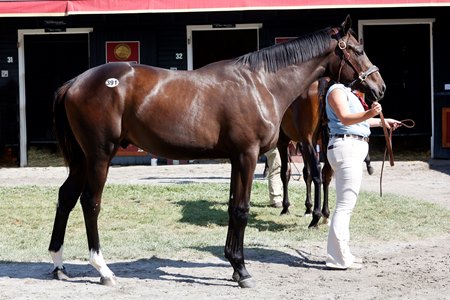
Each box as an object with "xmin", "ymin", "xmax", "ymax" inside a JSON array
[{"xmin": 0, "ymin": 182, "xmax": 448, "ymax": 262}]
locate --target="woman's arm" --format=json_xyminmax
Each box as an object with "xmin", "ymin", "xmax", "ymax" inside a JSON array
[
  {"xmin": 328, "ymin": 88, "xmax": 380, "ymax": 126},
  {"xmin": 368, "ymin": 117, "xmax": 402, "ymax": 130}
]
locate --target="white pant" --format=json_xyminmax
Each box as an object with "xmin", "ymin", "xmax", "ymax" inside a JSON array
[
  {"xmin": 326, "ymin": 137, "xmax": 368, "ymax": 268},
  {"xmin": 264, "ymin": 148, "xmax": 283, "ymax": 205}
]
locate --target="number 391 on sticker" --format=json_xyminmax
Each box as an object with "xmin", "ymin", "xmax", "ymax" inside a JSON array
[{"xmin": 105, "ymin": 78, "xmax": 119, "ymax": 88}]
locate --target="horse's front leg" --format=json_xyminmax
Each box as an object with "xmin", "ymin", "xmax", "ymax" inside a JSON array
[
  {"xmin": 225, "ymin": 152, "xmax": 257, "ymax": 288},
  {"xmin": 80, "ymin": 158, "xmax": 116, "ymax": 286}
]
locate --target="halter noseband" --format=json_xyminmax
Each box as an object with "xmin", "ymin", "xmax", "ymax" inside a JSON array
[
  {"xmin": 336, "ymin": 38, "xmax": 379, "ymax": 88},
  {"xmin": 347, "ymin": 65, "xmax": 379, "ymax": 88}
]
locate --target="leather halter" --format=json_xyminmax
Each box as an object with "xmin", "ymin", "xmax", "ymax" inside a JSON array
[
  {"xmin": 334, "ymin": 36, "xmax": 395, "ymax": 168},
  {"xmin": 336, "ymin": 38, "xmax": 379, "ymax": 88}
]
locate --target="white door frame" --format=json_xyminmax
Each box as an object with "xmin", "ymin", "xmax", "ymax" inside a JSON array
[
  {"xmin": 186, "ymin": 23, "xmax": 262, "ymax": 70},
  {"xmin": 358, "ymin": 19, "xmax": 435, "ymax": 157},
  {"xmin": 17, "ymin": 28, "xmax": 93, "ymax": 166}
]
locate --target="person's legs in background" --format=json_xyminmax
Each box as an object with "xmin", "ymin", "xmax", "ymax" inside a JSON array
[{"xmin": 264, "ymin": 148, "xmax": 283, "ymax": 208}]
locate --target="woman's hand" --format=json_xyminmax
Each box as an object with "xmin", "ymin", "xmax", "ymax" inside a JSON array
[
  {"xmin": 383, "ymin": 118, "xmax": 402, "ymax": 131},
  {"xmin": 370, "ymin": 102, "xmax": 382, "ymax": 117}
]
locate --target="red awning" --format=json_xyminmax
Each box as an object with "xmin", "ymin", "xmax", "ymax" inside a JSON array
[{"xmin": 1, "ymin": 0, "xmax": 450, "ymax": 17}]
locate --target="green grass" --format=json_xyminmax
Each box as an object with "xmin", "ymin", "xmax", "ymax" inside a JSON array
[{"xmin": 0, "ymin": 182, "xmax": 448, "ymax": 262}]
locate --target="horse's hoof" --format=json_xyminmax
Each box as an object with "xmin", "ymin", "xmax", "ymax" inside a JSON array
[
  {"xmin": 100, "ymin": 275, "xmax": 117, "ymax": 286},
  {"xmin": 367, "ymin": 166, "xmax": 374, "ymax": 175},
  {"xmin": 232, "ymin": 271, "xmax": 240, "ymax": 282},
  {"xmin": 308, "ymin": 220, "xmax": 320, "ymax": 229},
  {"xmin": 322, "ymin": 217, "xmax": 330, "ymax": 226},
  {"xmin": 52, "ymin": 267, "xmax": 69, "ymax": 281},
  {"xmin": 280, "ymin": 209, "xmax": 290, "ymax": 215},
  {"xmin": 238, "ymin": 276, "xmax": 256, "ymax": 288}
]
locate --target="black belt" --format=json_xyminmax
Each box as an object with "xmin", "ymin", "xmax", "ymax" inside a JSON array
[{"xmin": 331, "ymin": 134, "xmax": 369, "ymax": 142}]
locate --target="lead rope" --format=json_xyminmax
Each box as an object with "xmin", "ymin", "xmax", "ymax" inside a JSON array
[{"xmin": 379, "ymin": 118, "xmax": 416, "ymax": 196}]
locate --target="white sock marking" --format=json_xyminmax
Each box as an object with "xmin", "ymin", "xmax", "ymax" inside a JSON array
[
  {"xmin": 89, "ymin": 249, "xmax": 115, "ymax": 278},
  {"xmin": 49, "ymin": 246, "xmax": 64, "ymax": 269}
]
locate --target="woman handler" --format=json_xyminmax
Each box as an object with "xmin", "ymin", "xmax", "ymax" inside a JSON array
[{"xmin": 325, "ymin": 83, "xmax": 401, "ymax": 269}]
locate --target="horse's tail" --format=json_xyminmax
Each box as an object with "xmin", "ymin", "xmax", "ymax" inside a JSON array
[{"xmin": 53, "ymin": 78, "xmax": 84, "ymax": 167}]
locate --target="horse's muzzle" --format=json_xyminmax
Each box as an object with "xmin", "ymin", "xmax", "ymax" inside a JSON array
[{"xmin": 365, "ymin": 81, "xmax": 386, "ymax": 102}]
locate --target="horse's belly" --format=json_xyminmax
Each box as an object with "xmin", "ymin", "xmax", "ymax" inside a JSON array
[{"xmin": 126, "ymin": 125, "xmax": 225, "ymax": 160}]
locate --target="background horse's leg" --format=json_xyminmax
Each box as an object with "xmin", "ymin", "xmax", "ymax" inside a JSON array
[
  {"xmin": 225, "ymin": 151, "xmax": 257, "ymax": 288},
  {"xmin": 277, "ymin": 132, "xmax": 291, "ymax": 215},
  {"xmin": 321, "ymin": 158, "xmax": 333, "ymax": 225},
  {"xmin": 302, "ymin": 159, "xmax": 313, "ymax": 216},
  {"xmin": 263, "ymin": 159, "xmax": 269, "ymax": 178},
  {"xmin": 80, "ymin": 152, "xmax": 116, "ymax": 286},
  {"xmin": 301, "ymin": 142, "xmax": 322, "ymax": 228},
  {"xmin": 319, "ymin": 125, "xmax": 332, "ymax": 226},
  {"xmin": 49, "ymin": 163, "xmax": 86, "ymax": 279},
  {"xmin": 364, "ymin": 153, "xmax": 374, "ymax": 175}
]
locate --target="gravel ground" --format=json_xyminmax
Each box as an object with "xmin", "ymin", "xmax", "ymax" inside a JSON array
[{"xmin": 0, "ymin": 160, "xmax": 449, "ymax": 300}]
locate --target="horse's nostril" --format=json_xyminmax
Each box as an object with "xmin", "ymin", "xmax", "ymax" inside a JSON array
[{"xmin": 378, "ymin": 85, "xmax": 386, "ymax": 99}]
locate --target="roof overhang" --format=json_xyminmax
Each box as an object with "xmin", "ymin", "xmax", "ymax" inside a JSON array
[{"xmin": 2, "ymin": 0, "xmax": 450, "ymax": 17}]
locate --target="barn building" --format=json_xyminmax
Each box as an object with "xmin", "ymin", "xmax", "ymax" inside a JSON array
[{"xmin": 1, "ymin": 1, "xmax": 450, "ymax": 166}]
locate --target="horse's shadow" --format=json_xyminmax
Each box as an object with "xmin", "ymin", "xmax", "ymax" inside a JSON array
[
  {"xmin": 0, "ymin": 246, "xmax": 326, "ymax": 286},
  {"xmin": 175, "ymin": 198, "xmax": 302, "ymax": 232}
]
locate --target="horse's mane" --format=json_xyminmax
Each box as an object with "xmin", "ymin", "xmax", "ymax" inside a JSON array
[{"xmin": 235, "ymin": 27, "xmax": 332, "ymax": 73}]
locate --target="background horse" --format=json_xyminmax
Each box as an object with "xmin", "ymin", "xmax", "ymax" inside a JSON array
[
  {"xmin": 277, "ymin": 78, "xmax": 375, "ymax": 228},
  {"xmin": 49, "ymin": 16, "xmax": 385, "ymax": 288},
  {"xmin": 277, "ymin": 78, "xmax": 332, "ymax": 228}
]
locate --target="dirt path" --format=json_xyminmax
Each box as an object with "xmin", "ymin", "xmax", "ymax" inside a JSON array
[{"xmin": 0, "ymin": 160, "xmax": 449, "ymax": 299}]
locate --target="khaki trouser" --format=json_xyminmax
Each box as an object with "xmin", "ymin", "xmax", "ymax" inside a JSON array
[{"xmin": 264, "ymin": 148, "xmax": 283, "ymax": 205}]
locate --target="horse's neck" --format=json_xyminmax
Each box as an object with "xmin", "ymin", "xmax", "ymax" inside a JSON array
[{"xmin": 264, "ymin": 57, "xmax": 329, "ymax": 111}]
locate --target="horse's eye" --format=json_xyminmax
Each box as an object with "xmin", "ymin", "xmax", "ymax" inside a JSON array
[{"xmin": 352, "ymin": 45, "xmax": 364, "ymax": 56}]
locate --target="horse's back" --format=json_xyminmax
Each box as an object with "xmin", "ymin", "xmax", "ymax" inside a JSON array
[{"xmin": 66, "ymin": 62, "xmax": 164, "ymax": 101}]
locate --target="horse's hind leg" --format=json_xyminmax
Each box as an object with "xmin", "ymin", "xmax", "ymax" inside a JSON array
[
  {"xmin": 49, "ymin": 162, "xmax": 86, "ymax": 279},
  {"xmin": 80, "ymin": 154, "xmax": 116, "ymax": 285}
]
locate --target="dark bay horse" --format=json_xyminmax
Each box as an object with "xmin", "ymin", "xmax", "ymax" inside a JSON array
[
  {"xmin": 49, "ymin": 16, "xmax": 385, "ymax": 288},
  {"xmin": 277, "ymin": 78, "xmax": 375, "ymax": 228}
]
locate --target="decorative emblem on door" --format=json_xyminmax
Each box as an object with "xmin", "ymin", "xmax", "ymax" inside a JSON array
[{"xmin": 113, "ymin": 43, "xmax": 132, "ymax": 60}]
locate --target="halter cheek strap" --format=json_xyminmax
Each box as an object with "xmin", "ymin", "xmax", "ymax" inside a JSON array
[{"xmin": 336, "ymin": 39, "xmax": 379, "ymax": 88}]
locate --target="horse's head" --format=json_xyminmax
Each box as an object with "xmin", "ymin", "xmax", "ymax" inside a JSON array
[{"xmin": 328, "ymin": 15, "xmax": 386, "ymax": 102}]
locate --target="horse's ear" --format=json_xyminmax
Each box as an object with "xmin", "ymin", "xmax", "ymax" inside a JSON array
[{"xmin": 341, "ymin": 15, "xmax": 352, "ymax": 35}]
